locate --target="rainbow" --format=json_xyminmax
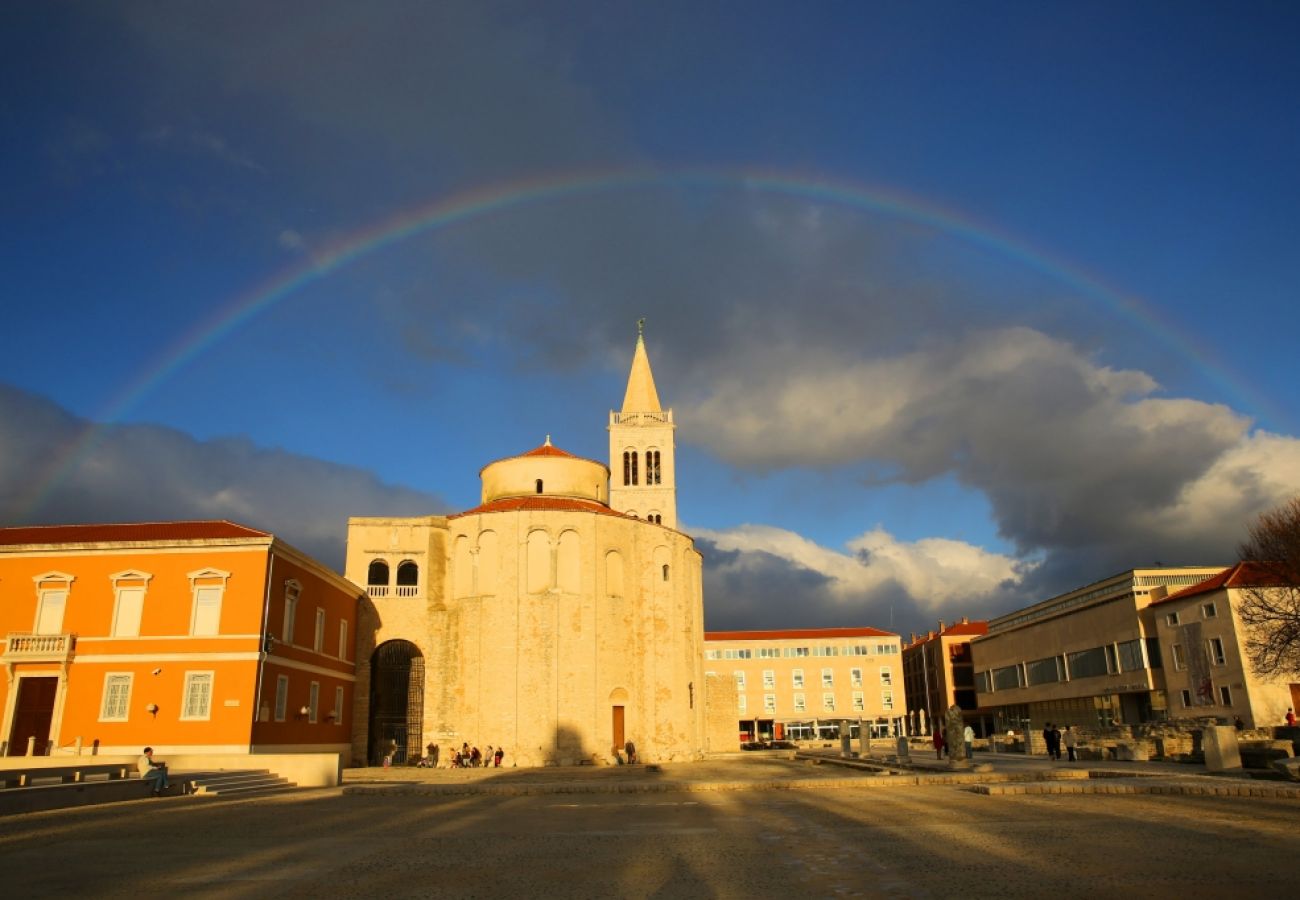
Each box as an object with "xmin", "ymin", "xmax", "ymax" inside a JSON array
[{"xmin": 16, "ymin": 166, "xmax": 1277, "ymax": 518}]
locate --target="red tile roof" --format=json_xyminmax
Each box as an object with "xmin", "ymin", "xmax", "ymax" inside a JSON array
[
  {"xmin": 0, "ymin": 520, "xmax": 272, "ymax": 546},
  {"xmin": 705, "ymin": 626, "xmax": 897, "ymax": 641},
  {"xmin": 520, "ymin": 443, "xmax": 576, "ymax": 458},
  {"xmin": 479, "ymin": 441, "xmax": 609, "ymax": 475},
  {"xmin": 902, "ymin": 620, "xmax": 989, "ymax": 649},
  {"xmin": 1149, "ymin": 562, "xmax": 1289, "ymax": 606},
  {"xmin": 450, "ymin": 497, "xmax": 630, "ymax": 519}
]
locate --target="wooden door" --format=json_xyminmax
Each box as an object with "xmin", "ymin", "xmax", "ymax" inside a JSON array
[
  {"xmin": 8, "ymin": 677, "xmax": 58, "ymax": 756},
  {"xmin": 612, "ymin": 705, "xmax": 625, "ymax": 751}
]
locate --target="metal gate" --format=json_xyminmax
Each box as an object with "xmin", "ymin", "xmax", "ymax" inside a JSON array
[{"xmin": 369, "ymin": 640, "xmax": 424, "ymax": 765}]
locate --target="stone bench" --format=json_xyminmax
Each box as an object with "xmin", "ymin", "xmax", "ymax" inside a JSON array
[{"xmin": 1, "ymin": 763, "xmax": 133, "ymax": 789}]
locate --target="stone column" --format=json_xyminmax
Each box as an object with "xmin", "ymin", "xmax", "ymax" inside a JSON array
[{"xmin": 1203, "ymin": 725, "xmax": 1242, "ymax": 772}]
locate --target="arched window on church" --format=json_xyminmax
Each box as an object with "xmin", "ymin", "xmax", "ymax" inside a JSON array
[
  {"xmin": 623, "ymin": 450, "xmax": 639, "ymax": 486},
  {"xmin": 536, "ymin": 479, "xmax": 543, "ymax": 494},
  {"xmin": 662, "ymin": 564, "xmax": 670, "ymax": 581},
  {"xmin": 396, "ymin": 561, "xmax": 419, "ymax": 597},
  {"xmin": 646, "ymin": 450, "xmax": 661, "ymax": 485}
]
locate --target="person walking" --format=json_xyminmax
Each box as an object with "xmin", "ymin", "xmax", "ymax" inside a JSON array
[
  {"xmin": 963, "ymin": 725, "xmax": 974, "ymax": 759},
  {"xmin": 1063, "ymin": 726, "xmax": 1078, "ymax": 762},
  {"xmin": 1050, "ymin": 723, "xmax": 1063, "ymax": 760},
  {"xmin": 1287, "ymin": 708, "xmax": 1296, "ymax": 727},
  {"xmin": 932, "ymin": 730, "xmax": 946, "ymax": 760}
]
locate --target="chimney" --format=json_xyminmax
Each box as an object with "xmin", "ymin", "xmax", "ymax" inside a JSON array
[
  {"xmin": 961, "ymin": 616, "xmax": 969, "ymax": 625},
  {"xmin": 938, "ymin": 620, "xmax": 945, "ymax": 632},
  {"xmin": 910, "ymin": 633, "xmax": 917, "ymax": 644}
]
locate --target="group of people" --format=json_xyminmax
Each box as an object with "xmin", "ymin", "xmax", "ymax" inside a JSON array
[
  {"xmin": 930, "ymin": 725, "xmax": 976, "ymax": 759},
  {"xmin": 1041, "ymin": 723, "xmax": 1078, "ymax": 761},
  {"xmin": 414, "ymin": 742, "xmax": 504, "ymax": 768}
]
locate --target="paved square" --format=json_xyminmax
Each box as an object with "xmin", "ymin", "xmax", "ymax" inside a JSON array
[{"xmin": 4, "ymin": 761, "xmax": 1297, "ymax": 898}]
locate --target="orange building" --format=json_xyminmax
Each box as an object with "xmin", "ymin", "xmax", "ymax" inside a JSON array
[
  {"xmin": 0, "ymin": 521, "xmax": 363, "ymax": 757},
  {"xmin": 901, "ymin": 618, "xmax": 990, "ymax": 736}
]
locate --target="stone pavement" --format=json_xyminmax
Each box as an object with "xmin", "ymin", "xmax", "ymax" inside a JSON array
[
  {"xmin": 6, "ymin": 754, "xmax": 1300, "ymax": 898},
  {"xmin": 341, "ymin": 749, "xmax": 1300, "ymax": 799}
]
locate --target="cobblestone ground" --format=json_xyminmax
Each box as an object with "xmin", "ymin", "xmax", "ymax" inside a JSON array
[{"xmin": 3, "ymin": 759, "xmax": 1297, "ymax": 898}]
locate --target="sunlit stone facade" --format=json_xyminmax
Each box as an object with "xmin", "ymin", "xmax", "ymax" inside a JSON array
[{"xmin": 346, "ymin": 330, "xmax": 726, "ymax": 766}]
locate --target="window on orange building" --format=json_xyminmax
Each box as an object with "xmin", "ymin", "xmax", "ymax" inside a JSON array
[
  {"xmin": 100, "ymin": 673, "xmax": 132, "ymax": 721},
  {"xmin": 32, "ymin": 573, "xmax": 73, "ymax": 634},
  {"xmin": 334, "ymin": 686, "xmax": 345, "ymax": 723},
  {"xmin": 182, "ymin": 672, "xmax": 213, "ymax": 720},
  {"xmin": 308, "ymin": 681, "xmax": 320, "ymax": 724},
  {"xmin": 338, "ymin": 620, "xmax": 349, "ymax": 660},
  {"xmin": 187, "ymin": 569, "xmax": 230, "ymax": 637},
  {"xmin": 314, "ymin": 608, "xmax": 325, "ymax": 652}
]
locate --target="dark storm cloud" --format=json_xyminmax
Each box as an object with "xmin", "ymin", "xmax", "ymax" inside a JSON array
[
  {"xmin": 69, "ymin": 3, "xmax": 1300, "ymax": 620},
  {"xmin": 0, "ymin": 385, "xmax": 446, "ymax": 569}
]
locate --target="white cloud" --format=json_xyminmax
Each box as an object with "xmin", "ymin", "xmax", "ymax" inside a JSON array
[{"xmin": 694, "ymin": 522, "xmax": 1027, "ymax": 613}]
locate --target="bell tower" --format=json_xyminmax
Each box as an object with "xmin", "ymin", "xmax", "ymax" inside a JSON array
[{"xmin": 609, "ymin": 320, "xmax": 676, "ymax": 528}]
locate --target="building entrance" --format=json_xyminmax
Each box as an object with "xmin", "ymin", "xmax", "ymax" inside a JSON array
[
  {"xmin": 368, "ymin": 641, "xmax": 424, "ymax": 765},
  {"xmin": 7, "ymin": 676, "xmax": 58, "ymax": 756}
]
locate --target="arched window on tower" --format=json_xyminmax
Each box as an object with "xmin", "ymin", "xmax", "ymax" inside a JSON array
[
  {"xmin": 646, "ymin": 450, "xmax": 661, "ymax": 485},
  {"xmin": 623, "ymin": 450, "xmax": 640, "ymax": 486},
  {"xmin": 367, "ymin": 560, "xmax": 390, "ymax": 597},
  {"xmin": 396, "ymin": 561, "xmax": 419, "ymax": 597},
  {"xmin": 536, "ymin": 479, "xmax": 544, "ymax": 494},
  {"xmin": 631, "ymin": 450, "xmax": 638, "ymax": 485}
]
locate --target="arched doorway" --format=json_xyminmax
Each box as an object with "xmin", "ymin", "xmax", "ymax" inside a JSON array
[{"xmin": 368, "ymin": 640, "xmax": 424, "ymax": 765}]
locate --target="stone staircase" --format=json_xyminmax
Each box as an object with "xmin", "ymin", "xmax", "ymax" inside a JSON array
[{"xmin": 181, "ymin": 768, "xmax": 298, "ymax": 799}]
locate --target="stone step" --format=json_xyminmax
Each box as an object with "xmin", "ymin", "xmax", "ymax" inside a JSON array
[{"xmin": 182, "ymin": 769, "xmax": 297, "ymax": 797}]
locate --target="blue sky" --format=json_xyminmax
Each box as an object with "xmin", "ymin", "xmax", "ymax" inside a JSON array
[{"xmin": 3, "ymin": 2, "xmax": 1298, "ymax": 637}]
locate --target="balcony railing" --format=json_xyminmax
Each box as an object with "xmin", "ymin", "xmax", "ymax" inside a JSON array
[
  {"xmin": 609, "ymin": 410, "xmax": 673, "ymax": 425},
  {"xmin": 366, "ymin": 585, "xmax": 420, "ymax": 598},
  {"xmin": 4, "ymin": 632, "xmax": 76, "ymax": 663}
]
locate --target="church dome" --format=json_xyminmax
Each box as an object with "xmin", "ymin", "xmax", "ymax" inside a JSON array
[{"xmin": 479, "ymin": 438, "xmax": 610, "ymax": 505}]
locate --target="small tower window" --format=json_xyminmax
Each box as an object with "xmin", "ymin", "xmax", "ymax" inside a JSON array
[
  {"xmin": 367, "ymin": 560, "xmax": 390, "ymax": 586},
  {"xmin": 536, "ymin": 479, "xmax": 543, "ymax": 494},
  {"xmin": 396, "ymin": 561, "xmax": 419, "ymax": 586},
  {"xmin": 662, "ymin": 564, "xmax": 670, "ymax": 581},
  {"xmin": 647, "ymin": 450, "xmax": 661, "ymax": 485}
]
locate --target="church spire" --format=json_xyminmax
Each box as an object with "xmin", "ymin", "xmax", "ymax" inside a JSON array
[{"xmin": 621, "ymin": 318, "xmax": 662, "ymax": 413}]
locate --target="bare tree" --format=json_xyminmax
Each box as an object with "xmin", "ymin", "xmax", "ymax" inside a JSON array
[{"xmin": 1237, "ymin": 496, "xmax": 1300, "ymax": 676}]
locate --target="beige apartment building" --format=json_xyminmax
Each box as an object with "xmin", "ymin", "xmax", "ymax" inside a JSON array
[
  {"xmin": 703, "ymin": 627, "xmax": 904, "ymax": 742},
  {"xmin": 1150, "ymin": 562, "xmax": 1299, "ymax": 728},
  {"xmin": 901, "ymin": 618, "xmax": 989, "ymax": 736},
  {"xmin": 344, "ymin": 327, "xmax": 730, "ymax": 767},
  {"xmin": 971, "ymin": 566, "xmax": 1224, "ymax": 734}
]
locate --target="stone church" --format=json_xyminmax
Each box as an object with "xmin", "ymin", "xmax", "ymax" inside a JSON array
[{"xmin": 345, "ymin": 327, "xmax": 731, "ymax": 766}]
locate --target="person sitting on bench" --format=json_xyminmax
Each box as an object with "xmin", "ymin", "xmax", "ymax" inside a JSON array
[{"xmin": 138, "ymin": 747, "xmax": 169, "ymax": 795}]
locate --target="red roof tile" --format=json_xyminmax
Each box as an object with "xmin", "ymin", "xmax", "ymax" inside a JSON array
[
  {"xmin": 1149, "ymin": 562, "xmax": 1288, "ymax": 606},
  {"xmin": 0, "ymin": 520, "xmax": 271, "ymax": 546},
  {"xmin": 902, "ymin": 620, "xmax": 989, "ymax": 649},
  {"xmin": 705, "ymin": 626, "xmax": 897, "ymax": 641},
  {"xmin": 450, "ymin": 497, "xmax": 630, "ymax": 519},
  {"xmin": 520, "ymin": 443, "xmax": 576, "ymax": 458}
]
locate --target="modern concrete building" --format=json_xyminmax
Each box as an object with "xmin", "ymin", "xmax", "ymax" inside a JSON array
[
  {"xmin": 971, "ymin": 566, "xmax": 1224, "ymax": 734},
  {"xmin": 703, "ymin": 627, "xmax": 903, "ymax": 742},
  {"xmin": 901, "ymin": 618, "xmax": 988, "ymax": 736},
  {"xmin": 345, "ymin": 327, "xmax": 727, "ymax": 767},
  {"xmin": 1150, "ymin": 562, "xmax": 1300, "ymax": 728},
  {"xmin": 0, "ymin": 521, "xmax": 362, "ymax": 758}
]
